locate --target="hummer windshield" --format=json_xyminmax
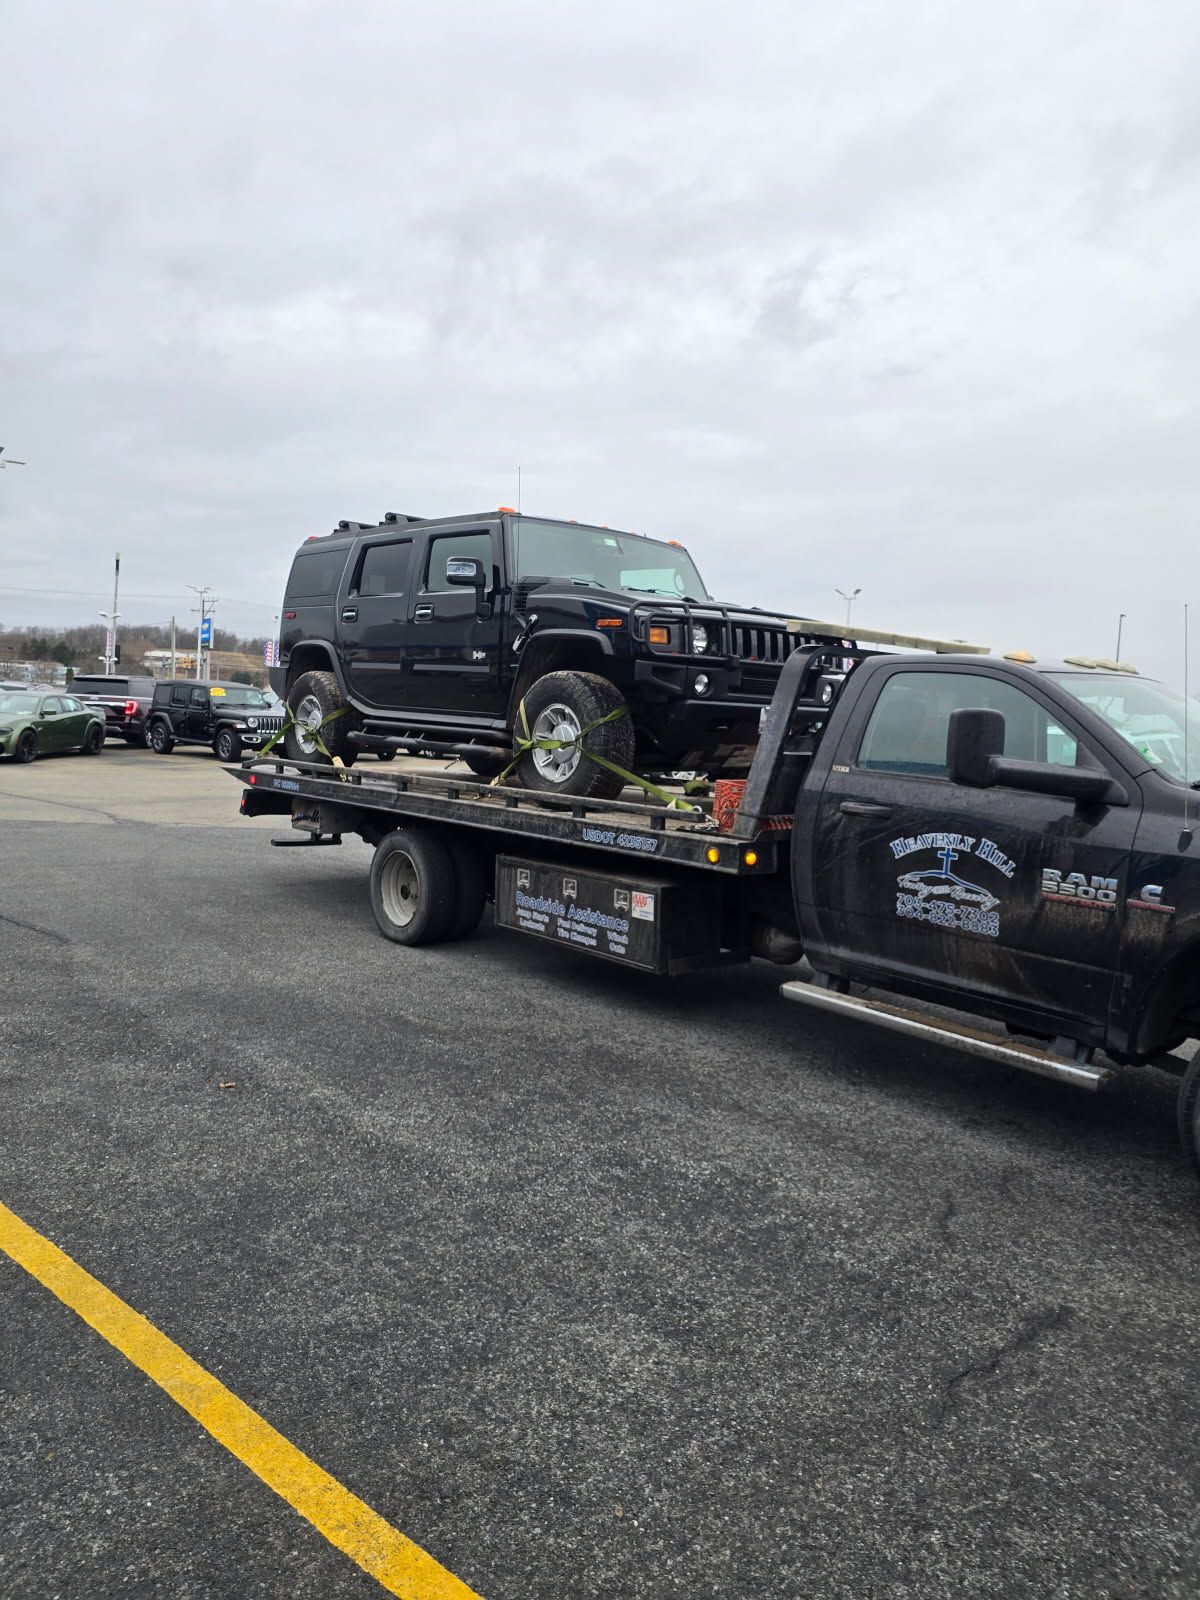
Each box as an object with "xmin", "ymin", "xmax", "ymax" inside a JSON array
[
  {"xmin": 511, "ymin": 519, "xmax": 710, "ymax": 601},
  {"xmin": 1049, "ymin": 672, "xmax": 1200, "ymax": 785}
]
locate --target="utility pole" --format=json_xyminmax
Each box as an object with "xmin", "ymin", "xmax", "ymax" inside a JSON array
[
  {"xmin": 170, "ymin": 616, "xmax": 177, "ymax": 679},
  {"xmin": 98, "ymin": 552, "xmax": 122, "ymax": 671},
  {"xmin": 835, "ymin": 586, "xmax": 862, "ymax": 630},
  {"xmin": 189, "ymin": 585, "xmax": 215, "ymax": 679}
]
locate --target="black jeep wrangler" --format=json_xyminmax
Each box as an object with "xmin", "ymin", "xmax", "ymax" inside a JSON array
[
  {"xmin": 271, "ymin": 511, "xmax": 804, "ymax": 798},
  {"xmin": 146, "ymin": 679, "xmax": 286, "ymax": 761}
]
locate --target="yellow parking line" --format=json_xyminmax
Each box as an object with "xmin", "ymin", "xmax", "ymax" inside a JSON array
[{"xmin": 0, "ymin": 1199, "xmax": 482, "ymax": 1599}]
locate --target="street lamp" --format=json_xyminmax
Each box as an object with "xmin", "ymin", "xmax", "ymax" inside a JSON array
[
  {"xmin": 835, "ymin": 587, "xmax": 862, "ymax": 629},
  {"xmin": 99, "ymin": 609, "xmax": 121, "ymax": 671}
]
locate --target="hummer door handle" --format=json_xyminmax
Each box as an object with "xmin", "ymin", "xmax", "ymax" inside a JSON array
[
  {"xmin": 414, "ymin": 604, "xmax": 434, "ymax": 621},
  {"xmin": 341, "ymin": 607, "xmax": 358, "ymax": 622},
  {"xmin": 839, "ymin": 800, "xmax": 893, "ymax": 819}
]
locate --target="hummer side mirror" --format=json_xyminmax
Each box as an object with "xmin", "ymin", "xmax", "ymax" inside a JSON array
[
  {"xmin": 446, "ymin": 556, "xmax": 491, "ymax": 619},
  {"xmin": 946, "ymin": 707, "xmax": 1003, "ymax": 787}
]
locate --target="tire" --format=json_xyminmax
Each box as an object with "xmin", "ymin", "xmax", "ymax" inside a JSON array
[
  {"xmin": 1178, "ymin": 1055, "xmax": 1200, "ymax": 1177},
  {"xmin": 13, "ymin": 729, "xmax": 37, "ymax": 764},
  {"xmin": 148, "ymin": 718, "xmax": 175, "ymax": 754},
  {"xmin": 445, "ymin": 835, "xmax": 489, "ymax": 940},
  {"xmin": 514, "ymin": 671, "xmax": 634, "ymax": 801},
  {"xmin": 82, "ymin": 723, "xmax": 105, "ymax": 755},
  {"xmin": 214, "ymin": 726, "xmax": 242, "ymax": 763},
  {"xmin": 462, "ymin": 749, "xmax": 509, "ymax": 780},
  {"xmin": 285, "ymin": 670, "xmax": 357, "ymax": 767},
  {"xmin": 369, "ymin": 827, "xmax": 457, "ymax": 946}
]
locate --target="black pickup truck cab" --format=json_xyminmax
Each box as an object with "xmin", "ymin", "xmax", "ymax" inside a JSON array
[
  {"xmin": 787, "ymin": 649, "xmax": 1200, "ymax": 1066},
  {"xmin": 270, "ymin": 510, "xmax": 805, "ymax": 796}
]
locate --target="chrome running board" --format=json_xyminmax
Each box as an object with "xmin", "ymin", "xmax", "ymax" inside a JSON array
[{"xmin": 779, "ymin": 980, "xmax": 1113, "ymax": 1091}]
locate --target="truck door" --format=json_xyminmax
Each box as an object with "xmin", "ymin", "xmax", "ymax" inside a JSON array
[
  {"xmin": 406, "ymin": 525, "xmax": 507, "ymax": 715},
  {"xmin": 337, "ymin": 535, "xmax": 416, "ymax": 709},
  {"xmin": 807, "ymin": 664, "xmax": 1141, "ymax": 1030}
]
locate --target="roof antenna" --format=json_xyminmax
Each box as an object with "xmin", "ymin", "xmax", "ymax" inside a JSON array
[
  {"xmin": 517, "ymin": 465, "xmax": 522, "ymax": 515},
  {"xmin": 1183, "ymin": 602, "xmax": 1193, "ymax": 849}
]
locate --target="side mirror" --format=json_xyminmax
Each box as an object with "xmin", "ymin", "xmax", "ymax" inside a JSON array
[
  {"xmin": 946, "ymin": 706, "xmax": 1120, "ymax": 804},
  {"xmin": 446, "ymin": 556, "xmax": 491, "ymax": 619},
  {"xmin": 446, "ymin": 557, "xmax": 486, "ymax": 589},
  {"xmin": 946, "ymin": 707, "xmax": 1003, "ymax": 787}
]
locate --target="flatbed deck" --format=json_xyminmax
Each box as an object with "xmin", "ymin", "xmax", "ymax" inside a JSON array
[{"xmin": 233, "ymin": 756, "xmax": 784, "ymax": 875}]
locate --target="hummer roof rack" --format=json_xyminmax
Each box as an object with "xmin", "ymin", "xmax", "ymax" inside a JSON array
[{"xmin": 785, "ymin": 618, "xmax": 990, "ymax": 656}]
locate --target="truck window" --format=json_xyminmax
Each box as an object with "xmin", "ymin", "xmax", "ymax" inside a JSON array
[
  {"xmin": 858, "ymin": 672, "xmax": 1088, "ymax": 777},
  {"xmin": 356, "ymin": 540, "xmax": 413, "ymax": 597},
  {"xmin": 285, "ymin": 548, "xmax": 346, "ymax": 598},
  {"xmin": 424, "ymin": 532, "xmax": 492, "ymax": 591}
]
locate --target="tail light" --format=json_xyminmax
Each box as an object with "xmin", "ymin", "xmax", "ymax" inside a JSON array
[{"xmin": 124, "ymin": 700, "xmax": 138, "ymax": 717}]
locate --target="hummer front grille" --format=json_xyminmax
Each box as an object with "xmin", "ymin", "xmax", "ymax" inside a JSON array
[{"xmin": 725, "ymin": 624, "xmax": 795, "ymax": 665}]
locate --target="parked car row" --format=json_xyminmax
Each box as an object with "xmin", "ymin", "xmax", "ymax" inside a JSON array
[{"xmin": 1, "ymin": 676, "xmax": 287, "ymax": 764}]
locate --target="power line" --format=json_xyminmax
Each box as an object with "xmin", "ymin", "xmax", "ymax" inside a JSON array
[{"xmin": 0, "ymin": 583, "xmax": 276, "ymax": 611}]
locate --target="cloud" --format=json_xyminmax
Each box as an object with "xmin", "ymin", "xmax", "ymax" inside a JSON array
[{"xmin": 2, "ymin": 0, "xmax": 1199, "ymax": 678}]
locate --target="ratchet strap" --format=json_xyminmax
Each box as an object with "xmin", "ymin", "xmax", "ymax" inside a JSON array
[
  {"xmin": 259, "ymin": 706, "xmax": 349, "ymax": 771},
  {"xmin": 490, "ymin": 698, "xmax": 703, "ymax": 814}
]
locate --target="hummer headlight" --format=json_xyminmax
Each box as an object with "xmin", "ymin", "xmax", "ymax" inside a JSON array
[{"xmin": 692, "ymin": 623, "xmax": 710, "ymax": 654}]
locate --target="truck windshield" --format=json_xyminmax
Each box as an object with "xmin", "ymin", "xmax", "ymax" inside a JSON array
[
  {"xmin": 511, "ymin": 519, "xmax": 710, "ymax": 600},
  {"xmin": 1048, "ymin": 672, "xmax": 1200, "ymax": 784}
]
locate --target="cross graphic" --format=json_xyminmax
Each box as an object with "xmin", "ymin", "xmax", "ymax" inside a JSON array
[{"xmin": 937, "ymin": 846, "xmax": 959, "ymax": 875}]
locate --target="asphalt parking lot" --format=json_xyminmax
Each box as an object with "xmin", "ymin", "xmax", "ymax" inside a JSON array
[{"xmin": 2, "ymin": 743, "xmax": 1200, "ymax": 1599}]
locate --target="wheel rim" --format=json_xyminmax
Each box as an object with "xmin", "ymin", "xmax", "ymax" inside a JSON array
[
  {"xmin": 152, "ymin": 725, "xmax": 167, "ymax": 750},
  {"xmin": 218, "ymin": 732, "xmax": 233, "ymax": 759},
  {"xmin": 18, "ymin": 732, "xmax": 35, "ymax": 759},
  {"xmin": 379, "ymin": 851, "xmax": 419, "ymax": 927},
  {"xmin": 293, "ymin": 694, "xmax": 324, "ymax": 757},
  {"xmin": 530, "ymin": 702, "xmax": 583, "ymax": 783}
]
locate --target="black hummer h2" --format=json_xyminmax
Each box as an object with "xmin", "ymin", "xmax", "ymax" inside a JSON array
[
  {"xmin": 271, "ymin": 511, "xmax": 806, "ymax": 796},
  {"xmin": 146, "ymin": 679, "xmax": 286, "ymax": 762}
]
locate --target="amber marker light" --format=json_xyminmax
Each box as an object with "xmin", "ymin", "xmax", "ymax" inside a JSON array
[
  {"xmin": 594, "ymin": 617, "xmax": 624, "ymax": 628},
  {"xmin": 706, "ymin": 846, "xmax": 721, "ymax": 864},
  {"xmin": 744, "ymin": 850, "xmax": 758, "ymax": 867},
  {"xmin": 648, "ymin": 625, "xmax": 671, "ymax": 645},
  {"xmin": 497, "ymin": 505, "xmax": 517, "ymax": 513}
]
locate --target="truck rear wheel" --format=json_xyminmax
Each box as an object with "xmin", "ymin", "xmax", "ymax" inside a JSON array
[
  {"xmin": 1177, "ymin": 1055, "xmax": 1200, "ymax": 1177},
  {"xmin": 148, "ymin": 719, "xmax": 174, "ymax": 754},
  {"xmin": 369, "ymin": 827, "xmax": 457, "ymax": 945},
  {"xmin": 445, "ymin": 835, "xmax": 489, "ymax": 940},
  {"xmin": 514, "ymin": 671, "xmax": 633, "ymax": 801},
  {"xmin": 285, "ymin": 671, "xmax": 357, "ymax": 767}
]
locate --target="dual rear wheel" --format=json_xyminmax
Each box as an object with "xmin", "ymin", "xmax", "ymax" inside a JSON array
[{"xmin": 369, "ymin": 826, "xmax": 488, "ymax": 946}]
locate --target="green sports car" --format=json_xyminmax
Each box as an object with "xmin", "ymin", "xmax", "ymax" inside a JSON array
[{"xmin": 0, "ymin": 690, "xmax": 106, "ymax": 762}]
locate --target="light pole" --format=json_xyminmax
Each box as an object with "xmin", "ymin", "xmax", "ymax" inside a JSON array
[
  {"xmin": 835, "ymin": 587, "xmax": 862, "ymax": 630},
  {"xmin": 99, "ymin": 552, "xmax": 121, "ymax": 671},
  {"xmin": 1115, "ymin": 612, "xmax": 1126, "ymax": 662}
]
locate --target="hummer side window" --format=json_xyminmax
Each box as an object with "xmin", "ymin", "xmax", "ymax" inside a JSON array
[
  {"xmin": 858, "ymin": 672, "xmax": 1096, "ymax": 778},
  {"xmin": 424, "ymin": 533, "xmax": 492, "ymax": 591},
  {"xmin": 356, "ymin": 540, "xmax": 413, "ymax": 598}
]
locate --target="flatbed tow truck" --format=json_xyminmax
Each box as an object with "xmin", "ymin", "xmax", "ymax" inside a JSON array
[{"xmin": 235, "ymin": 622, "xmax": 1200, "ymax": 1173}]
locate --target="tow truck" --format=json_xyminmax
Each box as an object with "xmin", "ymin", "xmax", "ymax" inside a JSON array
[{"xmin": 234, "ymin": 620, "xmax": 1200, "ymax": 1173}]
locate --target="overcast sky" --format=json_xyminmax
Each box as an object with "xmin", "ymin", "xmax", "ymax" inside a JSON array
[{"xmin": 2, "ymin": 0, "xmax": 1198, "ymax": 677}]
